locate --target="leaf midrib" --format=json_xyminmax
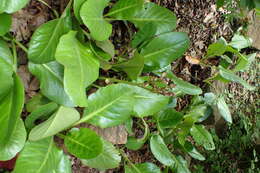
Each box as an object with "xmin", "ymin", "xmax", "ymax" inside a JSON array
[{"xmin": 36, "ymin": 139, "xmax": 54, "ymax": 173}]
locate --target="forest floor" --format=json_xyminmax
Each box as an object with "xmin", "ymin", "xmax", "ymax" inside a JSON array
[{"xmin": 8, "ymin": 0, "xmax": 259, "ymax": 172}]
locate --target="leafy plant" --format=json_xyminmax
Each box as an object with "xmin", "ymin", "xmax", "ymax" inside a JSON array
[{"xmin": 0, "ymin": 0, "xmax": 257, "ymax": 173}]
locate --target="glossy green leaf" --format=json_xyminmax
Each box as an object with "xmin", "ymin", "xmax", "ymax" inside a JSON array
[
  {"xmin": 0, "ymin": 74, "xmax": 26, "ymax": 161},
  {"xmin": 80, "ymin": 0, "xmax": 112, "ymax": 41},
  {"xmin": 157, "ymin": 108, "xmax": 183, "ymax": 129},
  {"xmin": 114, "ymin": 52, "xmax": 144, "ymax": 80},
  {"xmin": 125, "ymin": 162, "xmax": 161, "ymax": 173},
  {"xmin": 64, "ymin": 128, "xmax": 103, "ymax": 159},
  {"xmin": 131, "ymin": 23, "xmax": 157, "ymax": 48},
  {"xmin": 73, "ymin": 0, "xmax": 86, "ymax": 22},
  {"xmin": 13, "ymin": 137, "xmax": 71, "ymax": 173},
  {"xmin": 126, "ymin": 119, "xmax": 149, "ymax": 150},
  {"xmin": 0, "ymin": 0, "xmax": 30, "ymax": 13},
  {"xmin": 216, "ymin": 97, "xmax": 232, "ymax": 123},
  {"xmin": 206, "ymin": 38, "xmax": 227, "ymax": 57},
  {"xmin": 107, "ymin": 0, "xmax": 144, "ymax": 19},
  {"xmin": 28, "ymin": 17, "xmax": 71, "ymax": 63},
  {"xmin": 150, "ymin": 134, "xmax": 175, "ymax": 166},
  {"xmin": 190, "ymin": 125, "xmax": 215, "ymax": 150},
  {"xmin": 172, "ymin": 155, "xmax": 191, "ymax": 173},
  {"xmin": 29, "ymin": 106, "xmax": 80, "ymax": 141},
  {"xmin": 82, "ymin": 139, "xmax": 121, "ymax": 170},
  {"xmin": 234, "ymin": 53, "xmax": 256, "ymax": 72},
  {"xmin": 29, "ymin": 61, "xmax": 74, "ymax": 107},
  {"xmin": 219, "ymin": 66, "xmax": 255, "ymax": 90},
  {"xmin": 25, "ymin": 102, "xmax": 58, "ymax": 130},
  {"xmin": 25, "ymin": 93, "xmax": 50, "ymax": 113},
  {"xmin": 56, "ymin": 31, "xmax": 100, "ymax": 107},
  {"xmin": 79, "ymin": 84, "xmax": 134, "ymax": 128},
  {"xmin": 141, "ymin": 32, "xmax": 189, "ymax": 72},
  {"xmin": 0, "ymin": 58, "xmax": 13, "ymax": 101},
  {"xmin": 131, "ymin": 86, "xmax": 169, "ymax": 117},
  {"xmin": 184, "ymin": 142, "xmax": 205, "ymax": 161},
  {"xmin": 229, "ymin": 34, "xmax": 252, "ymax": 50},
  {"xmin": 167, "ymin": 71, "xmax": 202, "ymax": 95},
  {"xmin": 0, "ymin": 39, "xmax": 13, "ymax": 67},
  {"xmin": 95, "ymin": 40, "xmax": 115, "ymax": 58},
  {"xmin": 131, "ymin": 2, "xmax": 177, "ymax": 35},
  {"xmin": 0, "ymin": 13, "xmax": 12, "ymax": 36}
]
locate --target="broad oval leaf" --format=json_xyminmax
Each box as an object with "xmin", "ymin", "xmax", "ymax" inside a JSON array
[
  {"xmin": 82, "ymin": 139, "xmax": 121, "ymax": 170},
  {"xmin": 157, "ymin": 108, "xmax": 183, "ymax": 129},
  {"xmin": 13, "ymin": 137, "xmax": 72, "ymax": 173},
  {"xmin": 79, "ymin": 84, "xmax": 134, "ymax": 128},
  {"xmin": 80, "ymin": 0, "xmax": 112, "ymax": 41},
  {"xmin": 206, "ymin": 37, "xmax": 227, "ymax": 58},
  {"xmin": 28, "ymin": 18, "xmax": 71, "ymax": 63},
  {"xmin": 150, "ymin": 134, "xmax": 175, "ymax": 166},
  {"xmin": 107, "ymin": 0, "xmax": 144, "ymax": 19},
  {"xmin": 73, "ymin": 0, "xmax": 86, "ymax": 22},
  {"xmin": 184, "ymin": 142, "xmax": 205, "ymax": 161},
  {"xmin": 64, "ymin": 128, "xmax": 103, "ymax": 159},
  {"xmin": 190, "ymin": 125, "xmax": 215, "ymax": 150},
  {"xmin": 29, "ymin": 106, "xmax": 80, "ymax": 141},
  {"xmin": 167, "ymin": 71, "xmax": 202, "ymax": 95},
  {"xmin": 131, "ymin": 86, "xmax": 169, "ymax": 117},
  {"xmin": 25, "ymin": 102, "xmax": 58, "ymax": 130},
  {"xmin": 141, "ymin": 32, "xmax": 190, "ymax": 72},
  {"xmin": 0, "ymin": 74, "xmax": 26, "ymax": 161},
  {"xmin": 172, "ymin": 155, "xmax": 191, "ymax": 173},
  {"xmin": 0, "ymin": 0, "xmax": 30, "ymax": 13},
  {"xmin": 125, "ymin": 162, "xmax": 161, "ymax": 173},
  {"xmin": 29, "ymin": 61, "xmax": 74, "ymax": 107},
  {"xmin": 0, "ymin": 13, "xmax": 12, "ymax": 36},
  {"xmin": 219, "ymin": 66, "xmax": 255, "ymax": 90},
  {"xmin": 229, "ymin": 34, "xmax": 252, "ymax": 50},
  {"xmin": 56, "ymin": 31, "xmax": 100, "ymax": 107},
  {"xmin": 0, "ymin": 39, "xmax": 13, "ymax": 66},
  {"xmin": 131, "ymin": 2, "xmax": 177, "ymax": 35},
  {"xmin": 216, "ymin": 97, "xmax": 232, "ymax": 123},
  {"xmin": 0, "ymin": 58, "xmax": 13, "ymax": 101},
  {"xmin": 113, "ymin": 52, "xmax": 144, "ymax": 80}
]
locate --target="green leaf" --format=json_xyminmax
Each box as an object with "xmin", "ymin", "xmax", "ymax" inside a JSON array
[
  {"xmin": 79, "ymin": 84, "xmax": 134, "ymax": 128},
  {"xmin": 216, "ymin": 0, "xmax": 225, "ymax": 8},
  {"xmin": 141, "ymin": 32, "xmax": 189, "ymax": 72},
  {"xmin": 0, "ymin": 58, "xmax": 13, "ymax": 101},
  {"xmin": 0, "ymin": 74, "xmax": 26, "ymax": 161},
  {"xmin": 206, "ymin": 38, "xmax": 227, "ymax": 58},
  {"xmin": 95, "ymin": 40, "xmax": 115, "ymax": 58},
  {"xmin": 25, "ymin": 93, "xmax": 50, "ymax": 113},
  {"xmin": 172, "ymin": 155, "xmax": 191, "ymax": 173},
  {"xmin": 150, "ymin": 134, "xmax": 175, "ymax": 166},
  {"xmin": 125, "ymin": 162, "xmax": 161, "ymax": 173},
  {"xmin": 0, "ymin": 13, "xmax": 12, "ymax": 36},
  {"xmin": 56, "ymin": 31, "xmax": 100, "ymax": 107},
  {"xmin": 29, "ymin": 106, "xmax": 80, "ymax": 141},
  {"xmin": 216, "ymin": 96, "xmax": 232, "ymax": 123},
  {"xmin": 219, "ymin": 66, "xmax": 255, "ymax": 90},
  {"xmin": 131, "ymin": 2, "xmax": 177, "ymax": 35},
  {"xmin": 82, "ymin": 139, "xmax": 121, "ymax": 170},
  {"xmin": 234, "ymin": 53, "xmax": 256, "ymax": 72},
  {"xmin": 28, "ymin": 17, "xmax": 71, "ymax": 63},
  {"xmin": 73, "ymin": 0, "xmax": 86, "ymax": 22},
  {"xmin": 126, "ymin": 119, "xmax": 149, "ymax": 150},
  {"xmin": 80, "ymin": 0, "xmax": 112, "ymax": 41},
  {"xmin": 229, "ymin": 34, "xmax": 252, "ymax": 50},
  {"xmin": 184, "ymin": 142, "xmax": 205, "ymax": 161},
  {"xmin": 190, "ymin": 125, "xmax": 215, "ymax": 150},
  {"xmin": 29, "ymin": 61, "xmax": 74, "ymax": 107},
  {"xmin": 0, "ymin": 0, "xmax": 30, "ymax": 13},
  {"xmin": 113, "ymin": 52, "xmax": 144, "ymax": 80},
  {"xmin": 157, "ymin": 108, "xmax": 183, "ymax": 129},
  {"xmin": 25, "ymin": 102, "xmax": 58, "ymax": 130},
  {"xmin": 131, "ymin": 86, "xmax": 169, "ymax": 117},
  {"xmin": 167, "ymin": 71, "xmax": 202, "ymax": 95},
  {"xmin": 131, "ymin": 23, "xmax": 157, "ymax": 48},
  {"xmin": 0, "ymin": 39, "xmax": 13, "ymax": 67},
  {"xmin": 64, "ymin": 128, "xmax": 103, "ymax": 159},
  {"xmin": 107, "ymin": 0, "xmax": 144, "ymax": 19},
  {"xmin": 13, "ymin": 137, "xmax": 72, "ymax": 173}
]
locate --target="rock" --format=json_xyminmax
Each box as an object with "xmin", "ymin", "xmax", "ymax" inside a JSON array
[{"xmin": 248, "ymin": 12, "xmax": 260, "ymax": 49}]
